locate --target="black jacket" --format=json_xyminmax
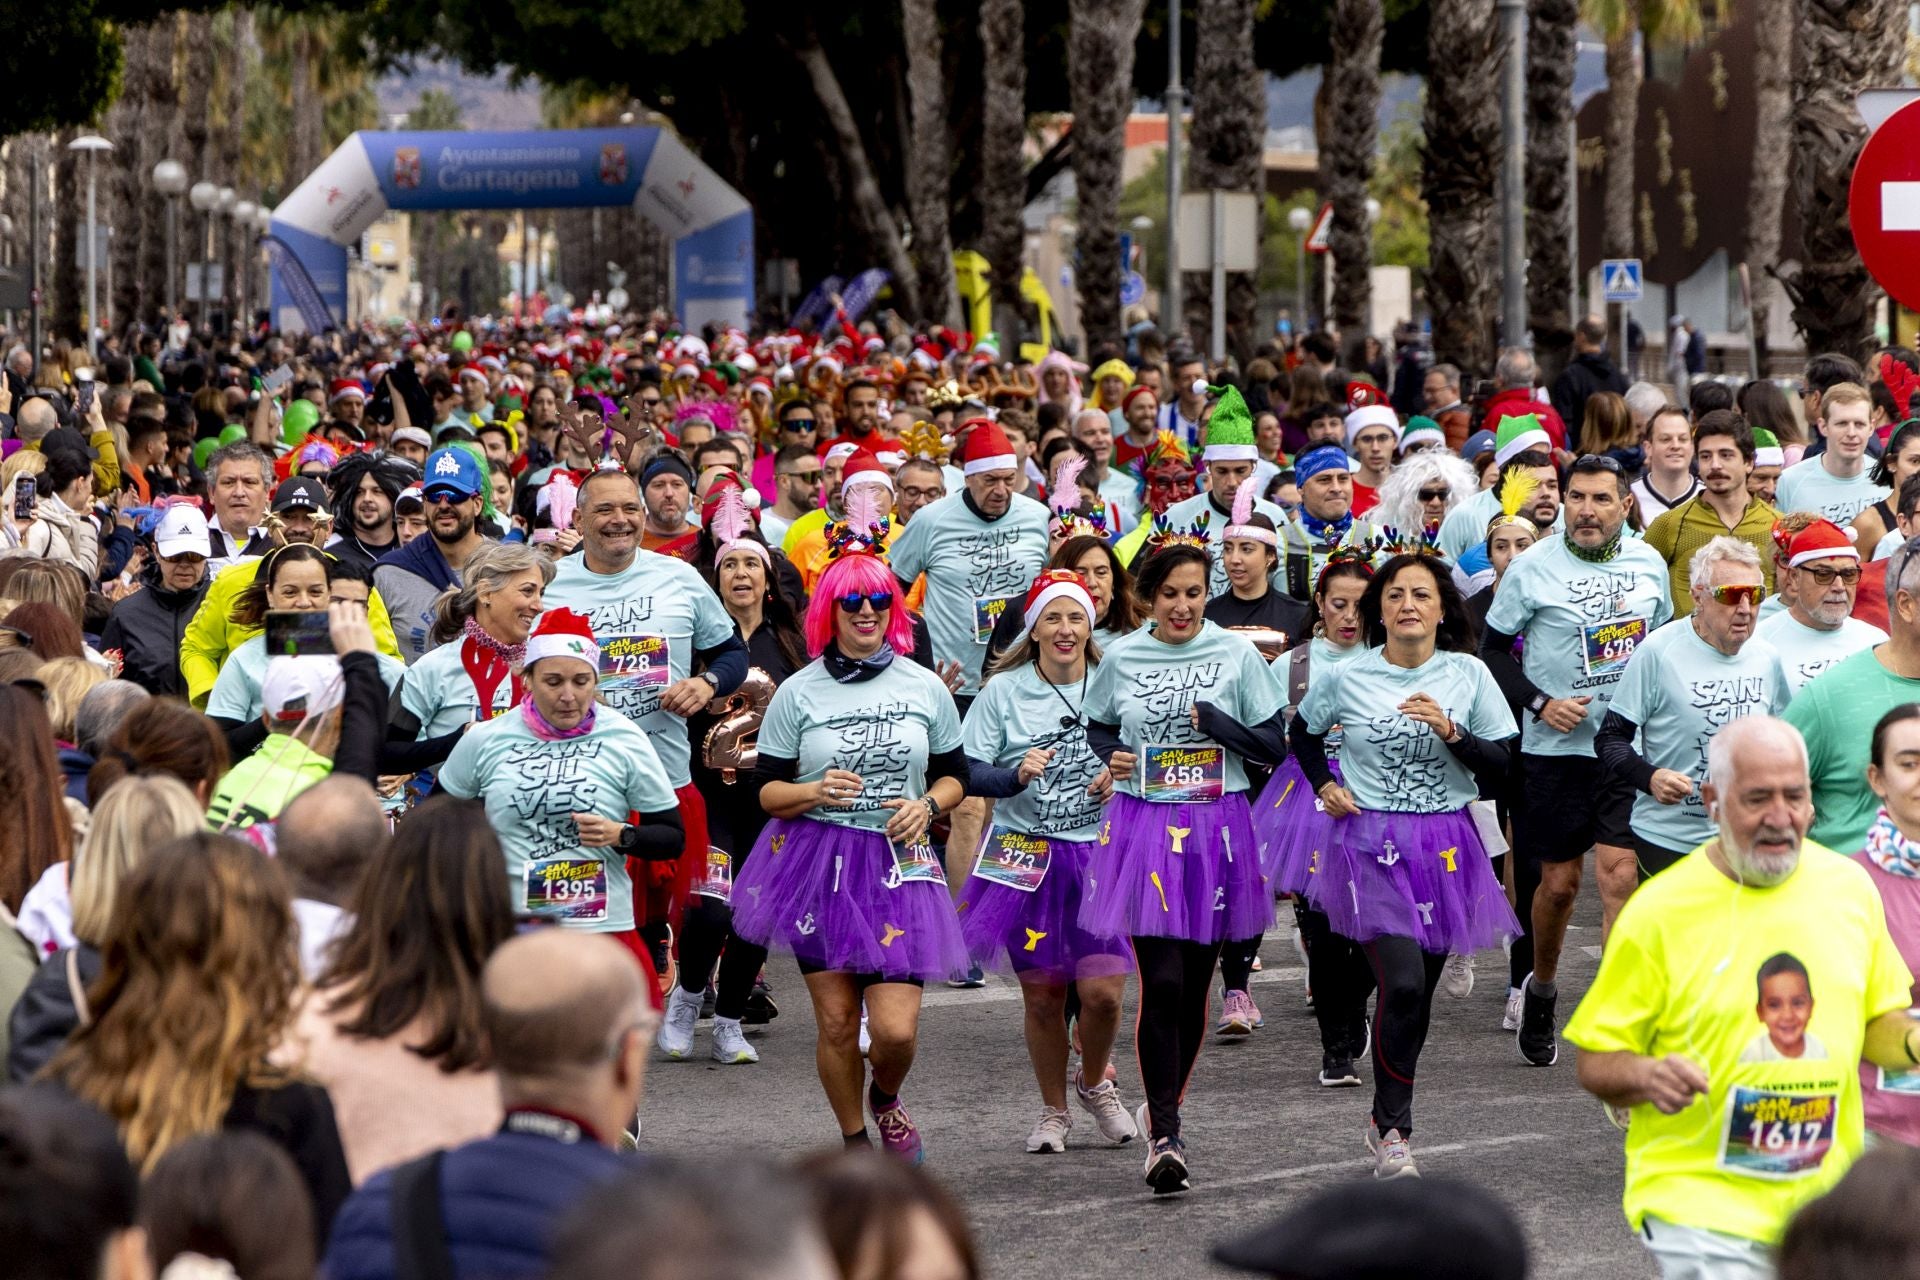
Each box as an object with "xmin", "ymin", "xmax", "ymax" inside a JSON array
[
  {"xmin": 97, "ymin": 566, "xmax": 210, "ymax": 697},
  {"xmin": 1549, "ymin": 351, "xmax": 1629, "ymax": 437},
  {"xmin": 7, "ymin": 943, "xmax": 100, "ymax": 1083}
]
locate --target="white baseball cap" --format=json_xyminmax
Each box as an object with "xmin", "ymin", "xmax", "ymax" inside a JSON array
[
  {"xmin": 261, "ymin": 655, "xmax": 345, "ymax": 728},
  {"xmin": 152, "ymin": 504, "xmax": 212, "ymax": 559}
]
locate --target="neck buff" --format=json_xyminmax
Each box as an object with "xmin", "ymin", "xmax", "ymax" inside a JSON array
[
  {"xmin": 1565, "ymin": 525, "xmax": 1623, "ymax": 564},
  {"xmin": 521, "ymin": 696, "xmax": 596, "ymax": 741},
  {"xmin": 462, "ymin": 616, "xmax": 526, "ymax": 716},
  {"xmin": 824, "ymin": 641, "xmax": 896, "ymax": 684},
  {"xmin": 1864, "ymin": 808, "xmax": 1920, "ymax": 879},
  {"xmin": 1300, "ymin": 509, "xmax": 1354, "ymax": 544}
]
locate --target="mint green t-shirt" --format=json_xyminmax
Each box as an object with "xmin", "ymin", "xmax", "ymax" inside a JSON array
[
  {"xmin": 1786, "ymin": 646, "xmax": 1920, "ymax": 851},
  {"xmin": 1775, "ymin": 457, "xmax": 1887, "ymax": 526},
  {"xmin": 757, "ymin": 657, "xmax": 964, "ymax": 834},
  {"xmin": 1609, "ymin": 620, "xmax": 1791, "ymax": 852},
  {"xmin": 1083, "ymin": 621, "xmax": 1286, "ymax": 800},
  {"xmin": 1753, "ymin": 611, "xmax": 1887, "ymax": 696},
  {"xmin": 397, "ymin": 635, "xmax": 519, "ymax": 737},
  {"xmin": 205, "ymin": 634, "xmax": 408, "ymax": 724},
  {"xmin": 436, "ymin": 704, "xmax": 677, "ymax": 932},
  {"xmin": 965, "ymin": 661, "xmax": 1106, "ymax": 841},
  {"xmin": 887, "ymin": 491, "xmax": 1050, "ymax": 696},
  {"xmin": 1297, "ymin": 646, "xmax": 1515, "ymax": 812},
  {"xmin": 1483, "ymin": 533, "xmax": 1674, "ymax": 758},
  {"xmin": 544, "ymin": 552, "xmax": 737, "ymax": 788},
  {"xmin": 1158, "ymin": 490, "xmax": 1291, "ymax": 597}
]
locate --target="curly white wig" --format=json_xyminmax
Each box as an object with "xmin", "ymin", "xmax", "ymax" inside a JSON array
[{"xmin": 1375, "ymin": 450, "xmax": 1479, "ymax": 536}]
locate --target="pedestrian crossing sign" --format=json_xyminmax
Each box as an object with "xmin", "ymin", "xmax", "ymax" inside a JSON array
[{"xmin": 1602, "ymin": 258, "xmax": 1643, "ymax": 303}]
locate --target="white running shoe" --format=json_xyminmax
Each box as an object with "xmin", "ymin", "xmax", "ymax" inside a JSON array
[
  {"xmin": 658, "ymin": 984, "xmax": 701, "ymax": 1059},
  {"xmin": 1502, "ymin": 986, "xmax": 1524, "ymax": 1032},
  {"xmin": 1367, "ymin": 1121, "xmax": 1419, "ymax": 1180},
  {"xmin": 1026, "ymin": 1107, "xmax": 1071, "ymax": 1153},
  {"xmin": 1073, "ymin": 1065, "xmax": 1139, "ymax": 1144},
  {"xmin": 1441, "ymin": 953, "xmax": 1475, "ymax": 1000},
  {"xmin": 858, "ymin": 1006, "xmax": 871, "ymax": 1057},
  {"xmin": 709, "ymin": 1016, "xmax": 759, "ymax": 1064}
]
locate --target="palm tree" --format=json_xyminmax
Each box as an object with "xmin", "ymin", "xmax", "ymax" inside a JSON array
[
  {"xmin": 1422, "ymin": 0, "xmax": 1501, "ymax": 376},
  {"xmin": 178, "ymin": 11, "xmax": 214, "ymax": 320},
  {"xmin": 107, "ymin": 23, "xmax": 165, "ymax": 329},
  {"xmin": 52, "ymin": 127, "xmax": 80, "ymax": 343},
  {"xmin": 901, "ymin": 0, "xmax": 960, "ymax": 328},
  {"xmin": 1781, "ymin": 0, "xmax": 1902, "ymax": 363},
  {"xmin": 1187, "ymin": 0, "xmax": 1263, "ymax": 360},
  {"xmin": 977, "ymin": 0, "xmax": 1027, "ymax": 342},
  {"xmin": 1069, "ymin": 0, "xmax": 1150, "ymax": 351},
  {"xmin": 1742, "ymin": 0, "xmax": 1791, "ymax": 372},
  {"xmin": 130, "ymin": 19, "xmax": 176, "ymax": 324},
  {"xmin": 1526, "ymin": 0, "xmax": 1579, "ymax": 377},
  {"xmin": 1323, "ymin": 0, "xmax": 1382, "ymax": 348}
]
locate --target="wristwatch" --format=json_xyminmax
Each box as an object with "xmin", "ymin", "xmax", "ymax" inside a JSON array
[
  {"xmin": 698, "ymin": 671, "xmax": 721, "ymax": 691},
  {"xmin": 922, "ymin": 794, "xmax": 943, "ymax": 821},
  {"xmin": 1526, "ymin": 692, "xmax": 1550, "ymax": 720}
]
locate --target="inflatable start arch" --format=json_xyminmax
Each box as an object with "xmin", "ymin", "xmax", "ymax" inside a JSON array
[{"xmin": 268, "ymin": 127, "xmax": 754, "ymax": 331}]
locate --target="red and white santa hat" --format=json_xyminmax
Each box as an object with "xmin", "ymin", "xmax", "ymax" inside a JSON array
[
  {"xmin": 957, "ymin": 417, "xmax": 1017, "ymax": 476},
  {"xmin": 841, "ymin": 450, "xmax": 894, "ymax": 497},
  {"xmin": 523, "ymin": 608, "xmax": 600, "ymax": 671},
  {"xmin": 1022, "ymin": 568, "xmax": 1096, "ymax": 632},
  {"xmin": 1784, "ymin": 518, "xmax": 1860, "ymax": 568},
  {"xmin": 328, "ymin": 378, "xmax": 366, "ymax": 404}
]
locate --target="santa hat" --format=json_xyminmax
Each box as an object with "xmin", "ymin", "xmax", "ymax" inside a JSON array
[
  {"xmin": 957, "ymin": 418, "xmax": 1017, "ymax": 476},
  {"xmin": 841, "ymin": 451, "xmax": 894, "ymax": 497},
  {"xmin": 1752, "ymin": 427, "xmax": 1784, "ymax": 469},
  {"xmin": 523, "ymin": 608, "xmax": 600, "ymax": 670},
  {"xmin": 328, "ymin": 379, "xmax": 366, "ymax": 404},
  {"xmin": 457, "ymin": 366, "xmax": 489, "ymax": 385},
  {"xmin": 1121, "ymin": 384, "xmax": 1157, "ymax": 412},
  {"xmin": 1784, "ymin": 518, "xmax": 1860, "ymax": 568},
  {"xmin": 1344, "ymin": 404, "xmax": 1401, "ymax": 449},
  {"xmin": 1021, "ymin": 569, "xmax": 1096, "ymax": 632},
  {"xmin": 1200, "ymin": 385, "xmax": 1260, "ymax": 462},
  {"xmin": 1493, "ymin": 414, "xmax": 1552, "ymax": 466},
  {"xmin": 1346, "ymin": 380, "xmax": 1387, "ymax": 411}
]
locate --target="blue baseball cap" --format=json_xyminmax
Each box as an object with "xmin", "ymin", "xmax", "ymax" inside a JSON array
[{"xmin": 421, "ymin": 446, "xmax": 485, "ymax": 500}]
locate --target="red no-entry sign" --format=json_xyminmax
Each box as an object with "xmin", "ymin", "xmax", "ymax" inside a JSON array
[{"xmin": 1851, "ymin": 98, "xmax": 1920, "ymax": 313}]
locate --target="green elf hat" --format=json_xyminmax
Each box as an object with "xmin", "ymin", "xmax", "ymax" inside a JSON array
[
  {"xmin": 1493, "ymin": 413, "xmax": 1551, "ymax": 466},
  {"xmin": 1752, "ymin": 428, "xmax": 1784, "ymax": 468},
  {"xmin": 1199, "ymin": 384, "xmax": 1259, "ymax": 462},
  {"xmin": 1399, "ymin": 415, "xmax": 1445, "ymax": 451}
]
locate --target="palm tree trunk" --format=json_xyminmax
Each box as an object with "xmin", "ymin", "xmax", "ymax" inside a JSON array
[
  {"xmin": 977, "ymin": 0, "xmax": 1028, "ymax": 344},
  {"xmin": 791, "ymin": 29, "xmax": 921, "ymax": 321},
  {"xmin": 1068, "ymin": 0, "xmax": 1149, "ymax": 352},
  {"xmin": 1186, "ymin": 0, "xmax": 1263, "ymax": 362},
  {"xmin": 223, "ymin": 9, "xmax": 251, "ymax": 325},
  {"xmin": 1742, "ymin": 0, "xmax": 1790, "ymax": 373},
  {"xmin": 180, "ymin": 11, "xmax": 214, "ymax": 320},
  {"xmin": 1784, "ymin": 0, "xmax": 1905, "ymax": 362},
  {"xmin": 52, "ymin": 128, "xmax": 81, "ymax": 344},
  {"xmin": 901, "ymin": 0, "xmax": 960, "ymax": 328},
  {"xmin": 1324, "ymin": 0, "xmax": 1382, "ymax": 345},
  {"xmin": 132, "ymin": 19, "xmax": 176, "ymax": 325},
  {"xmin": 1422, "ymin": 0, "xmax": 1501, "ymax": 377},
  {"xmin": 289, "ymin": 23, "xmax": 324, "ymax": 185},
  {"xmin": 107, "ymin": 24, "xmax": 158, "ymax": 333},
  {"xmin": 1526, "ymin": 0, "xmax": 1578, "ymax": 379},
  {"xmin": 1600, "ymin": 30, "xmax": 1638, "ymax": 259}
]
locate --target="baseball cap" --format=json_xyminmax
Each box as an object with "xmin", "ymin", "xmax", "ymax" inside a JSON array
[
  {"xmin": 421, "ymin": 446, "xmax": 484, "ymax": 500},
  {"xmin": 152, "ymin": 504, "xmax": 212, "ymax": 559},
  {"xmin": 261, "ymin": 655, "xmax": 345, "ymax": 728},
  {"xmin": 395, "ymin": 485, "xmax": 424, "ymax": 514},
  {"xmin": 388, "ymin": 426, "xmax": 432, "ymax": 451},
  {"xmin": 272, "ymin": 476, "xmax": 328, "ymax": 514},
  {"xmin": 38, "ymin": 426, "xmax": 98, "ymax": 461}
]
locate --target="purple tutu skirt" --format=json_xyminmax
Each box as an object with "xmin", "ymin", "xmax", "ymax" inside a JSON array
[
  {"xmin": 1302, "ymin": 807, "xmax": 1520, "ymax": 954},
  {"xmin": 1078, "ymin": 792, "xmax": 1274, "ymax": 944},
  {"xmin": 956, "ymin": 836, "xmax": 1133, "ymax": 982},
  {"xmin": 1251, "ymin": 756, "xmax": 1344, "ymax": 895},
  {"xmin": 730, "ymin": 816, "xmax": 970, "ymax": 983}
]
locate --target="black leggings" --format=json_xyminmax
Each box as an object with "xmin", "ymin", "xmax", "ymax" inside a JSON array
[
  {"xmin": 1363, "ymin": 936, "xmax": 1446, "ymax": 1137},
  {"xmin": 1219, "ymin": 935, "xmax": 1262, "ymax": 994},
  {"xmin": 675, "ymin": 896, "xmax": 771, "ymax": 1021},
  {"xmin": 1508, "ymin": 849, "xmax": 1540, "ymax": 991},
  {"xmin": 1294, "ymin": 902, "xmax": 1375, "ymax": 1055},
  {"xmin": 1132, "ymin": 935, "xmax": 1223, "ymax": 1141}
]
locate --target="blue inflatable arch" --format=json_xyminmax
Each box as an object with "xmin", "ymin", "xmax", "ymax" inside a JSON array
[{"xmin": 267, "ymin": 127, "xmax": 754, "ymax": 331}]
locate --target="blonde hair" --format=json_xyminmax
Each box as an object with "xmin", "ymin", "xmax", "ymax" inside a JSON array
[
  {"xmin": 71, "ymin": 774, "xmax": 203, "ymax": 945},
  {"xmin": 36, "ymin": 656, "xmax": 106, "ymax": 742},
  {"xmin": 1823, "ymin": 381, "xmax": 1872, "ymax": 412}
]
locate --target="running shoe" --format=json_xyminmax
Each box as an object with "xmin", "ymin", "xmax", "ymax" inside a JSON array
[
  {"xmin": 1026, "ymin": 1107, "xmax": 1071, "ymax": 1153},
  {"xmin": 1216, "ymin": 989, "xmax": 1258, "ymax": 1037},
  {"xmin": 1502, "ymin": 986, "xmax": 1523, "ymax": 1032},
  {"xmin": 1603, "ymin": 1100, "xmax": 1633, "ymax": 1132},
  {"xmin": 1073, "ymin": 1065, "xmax": 1139, "ymax": 1143},
  {"xmin": 871, "ymin": 1095, "xmax": 925, "ymax": 1165},
  {"xmin": 948, "ymin": 963, "xmax": 987, "ymax": 990},
  {"xmin": 1144, "ymin": 1135, "xmax": 1190, "ymax": 1194},
  {"xmin": 1251, "ymin": 954, "xmax": 1263, "ymax": 972},
  {"xmin": 742, "ymin": 977, "xmax": 780, "ymax": 1025},
  {"xmin": 1134, "ymin": 1101, "xmax": 1153, "ymax": 1143},
  {"xmin": 1319, "ymin": 1052, "xmax": 1361, "ymax": 1088},
  {"xmin": 1440, "ymin": 953, "xmax": 1475, "ymax": 999},
  {"xmin": 709, "ymin": 1017, "xmax": 759, "ymax": 1064},
  {"xmin": 1366, "ymin": 1120, "xmax": 1419, "ymax": 1180},
  {"xmin": 1348, "ymin": 1016, "xmax": 1371, "ymax": 1062},
  {"xmin": 1517, "ymin": 973, "xmax": 1559, "ymax": 1066},
  {"xmin": 658, "ymin": 984, "xmax": 701, "ymax": 1060},
  {"xmin": 1246, "ymin": 991, "xmax": 1265, "ymax": 1029}
]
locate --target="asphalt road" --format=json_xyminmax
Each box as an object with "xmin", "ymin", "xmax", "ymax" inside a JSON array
[{"xmin": 642, "ymin": 882, "xmax": 1650, "ymax": 1280}]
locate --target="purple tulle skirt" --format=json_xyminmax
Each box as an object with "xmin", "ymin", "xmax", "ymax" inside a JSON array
[
  {"xmin": 1251, "ymin": 756, "xmax": 1345, "ymax": 895},
  {"xmin": 1303, "ymin": 807, "xmax": 1520, "ymax": 954},
  {"xmin": 957, "ymin": 836, "xmax": 1133, "ymax": 982},
  {"xmin": 1078, "ymin": 791, "xmax": 1274, "ymax": 944},
  {"xmin": 730, "ymin": 816, "xmax": 970, "ymax": 982}
]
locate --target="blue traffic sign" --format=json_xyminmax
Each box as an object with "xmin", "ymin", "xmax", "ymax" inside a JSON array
[{"xmin": 1601, "ymin": 258, "xmax": 1644, "ymax": 303}]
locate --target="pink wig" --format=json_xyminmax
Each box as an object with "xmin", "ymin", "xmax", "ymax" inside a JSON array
[{"xmin": 806, "ymin": 553, "xmax": 915, "ymax": 658}]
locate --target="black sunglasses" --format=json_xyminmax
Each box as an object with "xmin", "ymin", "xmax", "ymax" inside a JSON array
[
  {"xmin": 837, "ymin": 591, "xmax": 893, "ymax": 613},
  {"xmin": 783, "ymin": 418, "xmax": 817, "ymax": 431},
  {"xmin": 1417, "ymin": 489, "xmax": 1449, "ymax": 502}
]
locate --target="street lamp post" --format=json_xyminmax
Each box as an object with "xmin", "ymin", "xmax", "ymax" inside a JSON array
[
  {"xmin": 254, "ymin": 207, "xmax": 272, "ymax": 329},
  {"xmin": 188, "ymin": 181, "xmax": 219, "ymax": 323},
  {"xmin": 231, "ymin": 201, "xmax": 256, "ymax": 331},
  {"xmin": 68, "ymin": 135, "xmax": 113, "ymax": 358},
  {"xmin": 215, "ymin": 187, "xmax": 235, "ymax": 324},
  {"xmin": 151, "ymin": 160, "xmax": 187, "ymax": 322},
  {"xmin": 1288, "ymin": 206, "xmax": 1312, "ymax": 334},
  {"xmin": 1129, "ymin": 213, "xmax": 1153, "ymax": 289},
  {"xmin": 1163, "ymin": 0, "xmax": 1183, "ymax": 342}
]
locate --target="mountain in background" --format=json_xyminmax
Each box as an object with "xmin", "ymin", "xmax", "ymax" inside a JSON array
[{"xmin": 375, "ymin": 61, "xmax": 541, "ymax": 131}]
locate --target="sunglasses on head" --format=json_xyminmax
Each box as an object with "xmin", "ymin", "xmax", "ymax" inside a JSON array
[
  {"xmin": 1707, "ymin": 584, "xmax": 1763, "ymax": 607},
  {"xmin": 1575, "ymin": 453, "xmax": 1626, "ymax": 472},
  {"xmin": 837, "ymin": 590, "xmax": 893, "ymax": 613}
]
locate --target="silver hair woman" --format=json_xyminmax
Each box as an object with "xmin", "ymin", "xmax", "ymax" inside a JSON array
[
  {"xmin": 1376, "ymin": 449, "xmax": 1479, "ymax": 538},
  {"xmin": 429, "ymin": 541, "xmax": 558, "ymax": 647}
]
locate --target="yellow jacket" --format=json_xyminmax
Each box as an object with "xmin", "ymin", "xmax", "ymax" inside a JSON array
[{"xmin": 181, "ymin": 557, "xmax": 403, "ymax": 707}]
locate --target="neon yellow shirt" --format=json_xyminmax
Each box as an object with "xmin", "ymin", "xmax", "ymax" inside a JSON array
[
  {"xmin": 180, "ymin": 558, "xmax": 403, "ymax": 708},
  {"xmin": 1564, "ymin": 841, "xmax": 1913, "ymax": 1244}
]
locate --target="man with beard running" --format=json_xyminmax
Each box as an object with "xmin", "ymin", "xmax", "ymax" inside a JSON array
[{"xmin": 376, "ymin": 447, "xmax": 493, "ymax": 661}]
